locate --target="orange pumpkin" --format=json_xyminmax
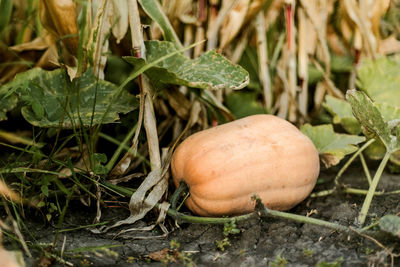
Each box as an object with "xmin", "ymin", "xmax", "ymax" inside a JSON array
[{"xmin": 171, "ymin": 115, "xmax": 320, "ymax": 216}]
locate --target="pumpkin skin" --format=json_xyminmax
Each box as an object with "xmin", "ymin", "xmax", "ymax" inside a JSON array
[{"xmin": 171, "ymin": 114, "xmax": 320, "ymax": 217}]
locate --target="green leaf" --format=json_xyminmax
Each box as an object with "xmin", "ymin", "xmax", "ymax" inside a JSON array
[
  {"xmin": 357, "ymin": 57, "xmax": 400, "ymax": 107},
  {"xmin": 346, "ymin": 90, "xmax": 393, "ymax": 150},
  {"xmin": 93, "ymin": 164, "xmax": 108, "ymax": 175},
  {"xmin": 331, "ymin": 54, "xmax": 353, "ymax": 73},
  {"xmin": 124, "ymin": 41, "xmax": 249, "ymax": 90},
  {"xmin": 364, "ymin": 140, "xmax": 387, "ymax": 160},
  {"xmin": 308, "ymin": 64, "xmax": 323, "ymax": 85},
  {"xmin": 138, "ymin": 0, "xmax": 182, "ymax": 49},
  {"xmin": 94, "ymin": 153, "xmax": 107, "ymax": 164},
  {"xmin": 0, "ymin": 87, "xmax": 18, "ymax": 121},
  {"xmin": 379, "ymin": 215, "xmax": 400, "ymax": 238},
  {"xmin": 8, "ymin": 68, "xmax": 138, "ymax": 128},
  {"xmin": 323, "ymin": 95, "xmax": 361, "ymax": 135},
  {"xmin": 301, "ymin": 124, "xmax": 365, "ymax": 168},
  {"xmin": 31, "ymin": 100, "xmax": 45, "ymax": 119},
  {"xmin": 225, "ymin": 91, "xmax": 267, "ymax": 119},
  {"xmin": 238, "ymin": 47, "xmax": 261, "ymax": 91},
  {"xmin": 199, "ymin": 90, "xmax": 234, "ymax": 121},
  {"xmin": 41, "ymin": 184, "xmax": 49, "ymax": 197}
]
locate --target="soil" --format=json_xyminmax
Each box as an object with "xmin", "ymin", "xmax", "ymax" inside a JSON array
[{"xmin": 6, "ymin": 163, "xmax": 400, "ymax": 267}]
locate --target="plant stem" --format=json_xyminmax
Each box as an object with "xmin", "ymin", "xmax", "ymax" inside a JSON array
[
  {"xmin": 357, "ymin": 151, "xmax": 391, "ymax": 225},
  {"xmin": 170, "ymin": 181, "xmax": 188, "ymax": 210},
  {"xmin": 334, "ymin": 139, "xmax": 375, "ymax": 186},
  {"xmin": 359, "ymin": 152, "xmax": 372, "ymax": 185},
  {"xmin": 260, "ymin": 208, "xmax": 350, "ymax": 232},
  {"xmin": 167, "ymin": 208, "xmax": 256, "ymax": 224},
  {"xmin": 311, "ymin": 188, "xmax": 335, "ymax": 197},
  {"xmin": 312, "ymin": 139, "xmax": 374, "ymax": 198}
]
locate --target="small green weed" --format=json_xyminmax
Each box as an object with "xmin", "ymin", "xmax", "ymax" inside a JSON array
[
  {"xmin": 316, "ymin": 257, "xmax": 343, "ymax": 267},
  {"xmin": 215, "ymin": 238, "xmax": 231, "ymax": 251},
  {"xmin": 270, "ymin": 254, "xmax": 288, "ymax": 267},
  {"xmin": 223, "ymin": 220, "xmax": 241, "ymax": 236},
  {"xmin": 303, "ymin": 248, "xmax": 314, "ymax": 257}
]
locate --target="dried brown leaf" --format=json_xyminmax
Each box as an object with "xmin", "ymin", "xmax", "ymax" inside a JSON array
[
  {"xmin": 327, "ymin": 26, "xmax": 347, "ymax": 55},
  {"xmin": 111, "ymin": 0, "xmax": 129, "ymax": 44},
  {"xmin": 163, "ymin": 0, "xmax": 195, "ymax": 25},
  {"xmin": 58, "ymin": 147, "xmax": 89, "ymax": 178},
  {"xmin": 379, "ymin": 35, "xmax": 400, "ymax": 55},
  {"xmin": 10, "ymin": 31, "xmax": 53, "ymax": 52},
  {"xmin": 219, "ymin": 0, "xmax": 250, "ymax": 50},
  {"xmin": 244, "ymin": 0, "xmax": 269, "ymax": 22},
  {"xmin": 0, "ymin": 180, "xmax": 21, "ymax": 203},
  {"xmin": 148, "ymin": 248, "xmax": 180, "ymax": 262},
  {"xmin": 165, "ymin": 88, "xmax": 191, "ymax": 120},
  {"xmin": 321, "ymin": 153, "xmax": 340, "ymax": 168},
  {"xmin": 207, "ymin": 0, "xmax": 240, "ymax": 50},
  {"xmin": 370, "ymin": 0, "xmax": 390, "ymax": 38},
  {"xmin": 38, "ymin": 0, "xmax": 79, "ymax": 55},
  {"xmin": 265, "ymin": 0, "xmax": 285, "ymax": 26},
  {"xmin": 0, "ymin": 247, "xmax": 24, "ymax": 267}
]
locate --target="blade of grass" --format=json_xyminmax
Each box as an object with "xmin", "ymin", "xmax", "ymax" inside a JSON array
[
  {"xmin": 0, "ymin": 167, "xmax": 61, "ymax": 175},
  {"xmin": 66, "ymin": 244, "xmax": 122, "ymax": 253},
  {"xmin": 105, "ymin": 123, "xmax": 137, "ymax": 172},
  {"xmin": 99, "ymin": 132, "xmax": 150, "ymax": 166},
  {"xmin": 0, "ymin": 0, "xmax": 13, "ymax": 35},
  {"xmin": 58, "ymin": 222, "xmax": 109, "ymax": 233}
]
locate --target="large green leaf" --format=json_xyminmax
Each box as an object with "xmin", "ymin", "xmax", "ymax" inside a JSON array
[
  {"xmin": 9, "ymin": 68, "xmax": 137, "ymax": 128},
  {"xmin": 0, "ymin": 87, "xmax": 18, "ymax": 121},
  {"xmin": 357, "ymin": 57, "xmax": 400, "ymax": 107},
  {"xmin": 346, "ymin": 89, "xmax": 400, "ymax": 152},
  {"xmin": 124, "ymin": 41, "xmax": 249, "ymax": 90},
  {"xmin": 323, "ymin": 95, "xmax": 361, "ymax": 135},
  {"xmin": 301, "ymin": 124, "xmax": 365, "ymax": 168}
]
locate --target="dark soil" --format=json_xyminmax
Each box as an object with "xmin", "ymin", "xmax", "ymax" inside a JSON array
[{"xmin": 7, "ymin": 164, "xmax": 400, "ymax": 266}]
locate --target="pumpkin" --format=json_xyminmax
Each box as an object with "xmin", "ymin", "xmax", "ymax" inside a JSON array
[{"xmin": 171, "ymin": 114, "xmax": 320, "ymax": 216}]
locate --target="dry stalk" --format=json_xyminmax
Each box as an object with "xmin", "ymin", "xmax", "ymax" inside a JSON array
[
  {"xmin": 285, "ymin": 0, "xmax": 297, "ymax": 122},
  {"xmin": 299, "ymin": 0, "xmax": 331, "ymax": 74},
  {"xmin": 207, "ymin": 0, "xmax": 240, "ymax": 51},
  {"xmin": 297, "ymin": 7, "xmax": 308, "ymax": 118},
  {"xmin": 255, "ymin": 12, "xmax": 272, "ymax": 109},
  {"xmin": 311, "ymin": 58, "xmax": 344, "ymax": 99},
  {"xmin": 230, "ymin": 26, "xmax": 251, "ymax": 64},
  {"xmin": 88, "ymin": 0, "xmax": 112, "ymax": 79},
  {"xmin": 342, "ymin": 0, "xmax": 377, "ymax": 59}
]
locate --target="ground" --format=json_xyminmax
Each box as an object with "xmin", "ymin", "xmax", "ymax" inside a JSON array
[{"xmin": 7, "ymin": 163, "xmax": 400, "ymax": 266}]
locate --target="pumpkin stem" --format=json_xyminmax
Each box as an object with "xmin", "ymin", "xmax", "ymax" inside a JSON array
[{"xmin": 171, "ymin": 181, "xmax": 189, "ymax": 210}]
